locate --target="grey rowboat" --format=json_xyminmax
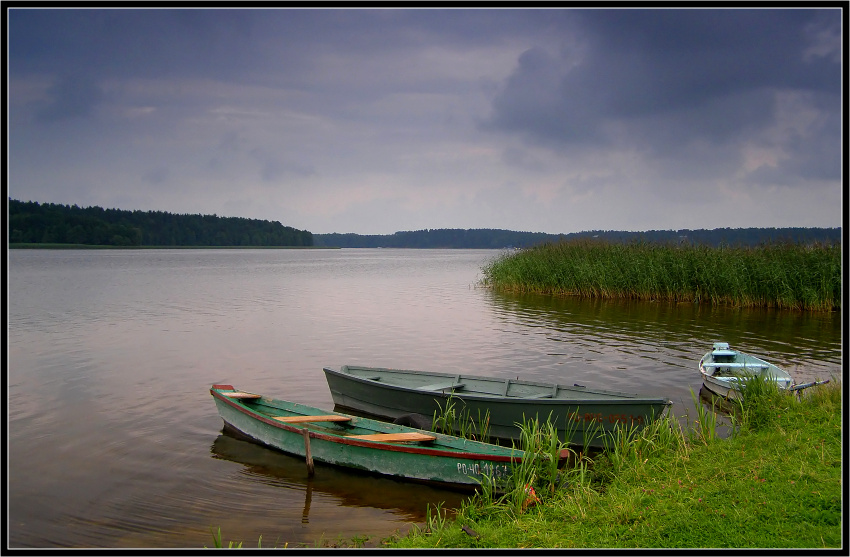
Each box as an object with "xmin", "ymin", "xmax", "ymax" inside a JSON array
[{"xmin": 323, "ymin": 365, "xmax": 672, "ymax": 447}]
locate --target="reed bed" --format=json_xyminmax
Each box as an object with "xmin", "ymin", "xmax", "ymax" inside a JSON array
[{"xmin": 480, "ymin": 240, "xmax": 840, "ymax": 311}]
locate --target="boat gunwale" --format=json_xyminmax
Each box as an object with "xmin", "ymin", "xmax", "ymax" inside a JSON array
[
  {"xmin": 698, "ymin": 352, "xmax": 792, "ymax": 380},
  {"xmin": 327, "ymin": 366, "xmax": 671, "ymax": 406},
  {"xmin": 210, "ymin": 387, "xmax": 522, "ymax": 463}
]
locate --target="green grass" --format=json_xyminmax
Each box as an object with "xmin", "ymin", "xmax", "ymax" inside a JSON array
[
  {"xmin": 480, "ymin": 239, "xmax": 840, "ymax": 311},
  {"xmin": 387, "ymin": 378, "xmax": 842, "ymax": 549}
]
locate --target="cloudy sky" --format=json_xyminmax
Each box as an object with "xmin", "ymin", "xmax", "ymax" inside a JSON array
[{"xmin": 7, "ymin": 8, "xmax": 843, "ymax": 235}]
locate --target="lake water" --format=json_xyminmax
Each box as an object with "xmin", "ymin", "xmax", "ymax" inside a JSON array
[{"xmin": 7, "ymin": 249, "xmax": 841, "ymax": 548}]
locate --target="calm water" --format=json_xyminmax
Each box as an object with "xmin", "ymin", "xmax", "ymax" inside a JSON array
[{"xmin": 7, "ymin": 249, "xmax": 841, "ymax": 548}]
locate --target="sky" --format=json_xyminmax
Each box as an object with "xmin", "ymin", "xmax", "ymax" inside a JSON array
[{"xmin": 6, "ymin": 8, "xmax": 844, "ymax": 235}]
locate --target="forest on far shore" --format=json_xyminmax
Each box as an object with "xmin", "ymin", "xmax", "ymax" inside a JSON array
[
  {"xmin": 7, "ymin": 198, "xmax": 840, "ymax": 249},
  {"xmin": 312, "ymin": 227, "xmax": 840, "ymax": 249},
  {"xmin": 8, "ymin": 199, "xmax": 313, "ymax": 247}
]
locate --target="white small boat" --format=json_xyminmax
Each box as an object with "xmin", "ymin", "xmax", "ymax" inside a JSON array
[
  {"xmin": 699, "ymin": 342, "xmax": 793, "ymax": 400},
  {"xmin": 699, "ymin": 342, "xmax": 800, "ymax": 399}
]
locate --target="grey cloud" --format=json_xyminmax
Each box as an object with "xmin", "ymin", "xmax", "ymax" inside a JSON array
[
  {"xmin": 10, "ymin": 9, "xmax": 259, "ymax": 81},
  {"xmin": 623, "ymin": 88, "xmax": 777, "ymax": 159},
  {"xmin": 248, "ymin": 148, "xmax": 316, "ymax": 182},
  {"xmin": 484, "ymin": 46, "xmax": 602, "ymax": 145},
  {"xmin": 9, "ymin": 9, "xmax": 539, "ymax": 83},
  {"xmin": 501, "ymin": 146, "xmax": 546, "ymax": 172},
  {"xmin": 483, "ymin": 9, "xmax": 841, "ymax": 166},
  {"xmin": 745, "ymin": 127, "xmax": 841, "ymax": 186},
  {"xmin": 37, "ymin": 74, "xmax": 103, "ymax": 122},
  {"xmin": 207, "ymin": 131, "xmax": 245, "ymax": 171},
  {"xmin": 206, "ymin": 130, "xmax": 318, "ymax": 181},
  {"xmin": 142, "ymin": 167, "xmax": 169, "ymax": 185}
]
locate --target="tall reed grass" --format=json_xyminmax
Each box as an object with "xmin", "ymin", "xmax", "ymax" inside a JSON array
[
  {"xmin": 733, "ymin": 370, "xmax": 802, "ymax": 431},
  {"xmin": 481, "ymin": 239, "xmax": 840, "ymax": 311},
  {"xmin": 431, "ymin": 395, "xmax": 491, "ymax": 444},
  {"xmin": 467, "ymin": 414, "xmax": 606, "ymax": 518}
]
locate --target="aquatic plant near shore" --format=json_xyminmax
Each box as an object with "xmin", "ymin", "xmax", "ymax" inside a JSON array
[
  {"xmin": 480, "ymin": 239, "xmax": 840, "ymax": 311},
  {"xmin": 431, "ymin": 394, "xmax": 491, "ymax": 443},
  {"xmin": 468, "ymin": 414, "xmax": 592, "ymax": 515},
  {"xmin": 687, "ymin": 388, "xmax": 720, "ymax": 445}
]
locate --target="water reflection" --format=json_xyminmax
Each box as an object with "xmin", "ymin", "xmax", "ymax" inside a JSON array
[
  {"xmin": 485, "ymin": 290, "xmax": 840, "ymax": 386},
  {"xmin": 209, "ymin": 426, "xmax": 466, "ymax": 529},
  {"xmin": 476, "ymin": 288, "xmax": 842, "ymax": 441},
  {"xmin": 697, "ymin": 385, "xmax": 742, "ymax": 417}
]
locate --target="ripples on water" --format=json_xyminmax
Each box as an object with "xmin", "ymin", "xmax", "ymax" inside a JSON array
[{"xmin": 7, "ymin": 249, "xmax": 841, "ymax": 548}]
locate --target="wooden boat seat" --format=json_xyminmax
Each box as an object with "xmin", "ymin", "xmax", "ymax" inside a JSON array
[
  {"xmin": 346, "ymin": 432, "xmax": 437, "ymax": 443},
  {"xmin": 416, "ymin": 382, "xmax": 465, "ymax": 392},
  {"xmin": 221, "ymin": 392, "xmax": 262, "ymax": 399},
  {"xmin": 273, "ymin": 415, "xmax": 352, "ymax": 423}
]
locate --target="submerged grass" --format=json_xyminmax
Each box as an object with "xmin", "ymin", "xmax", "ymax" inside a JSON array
[
  {"xmin": 388, "ymin": 377, "xmax": 842, "ymax": 549},
  {"xmin": 480, "ymin": 239, "xmax": 840, "ymax": 311}
]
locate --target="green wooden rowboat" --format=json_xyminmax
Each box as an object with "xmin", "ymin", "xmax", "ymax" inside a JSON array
[
  {"xmin": 210, "ymin": 384, "xmax": 524, "ymax": 489},
  {"xmin": 322, "ymin": 365, "xmax": 672, "ymax": 447}
]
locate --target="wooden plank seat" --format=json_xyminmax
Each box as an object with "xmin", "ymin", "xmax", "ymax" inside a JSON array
[
  {"xmin": 346, "ymin": 432, "xmax": 436, "ymax": 443},
  {"xmin": 273, "ymin": 415, "xmax": 352, "ymax": 423},
  {"xmin": 416, "ymin": 382, "xmax": 465, "ymax": 392},
  {"xmin": 221, "ymin": 392, "xmax": 262, "ymax": 399}
]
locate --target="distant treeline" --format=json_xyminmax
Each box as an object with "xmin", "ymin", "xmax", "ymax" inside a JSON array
[
  {"xmin": 313, "ymin": 227, "xmax": 840, "ymax": 248},
  {"xmin": 8, "ymin": 199, "xmax": 313, "ymax": 247},
  {"xmin": 7, "ymin": 198, "xmax": 839, "ymax": 249},
  {"xmin": 313, "ymin": 229, "xmax": 558, "ymax": 249}
]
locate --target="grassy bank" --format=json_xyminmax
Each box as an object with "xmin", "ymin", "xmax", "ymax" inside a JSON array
[
  {"xmin": 386, "ymin": 379, "xmax": 842, "ymax": 549},
  {"xmin": 480, "ymin": 240, "xmax": 840, "ymax": 311}
]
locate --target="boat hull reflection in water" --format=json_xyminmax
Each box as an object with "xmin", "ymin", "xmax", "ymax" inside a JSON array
[{"xmin": 211, "ymin": 426, "xmax": 466, "ymax": 526}]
